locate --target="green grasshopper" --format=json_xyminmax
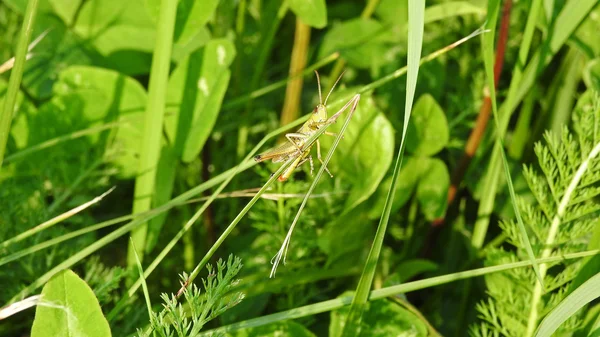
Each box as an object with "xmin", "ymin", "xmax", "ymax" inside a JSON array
[{"xmin": 254, "ymin": 70, "xmax": 360, "ymax": 181}]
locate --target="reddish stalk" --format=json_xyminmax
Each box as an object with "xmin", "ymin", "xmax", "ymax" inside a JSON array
[{"xmin": 431, "ymin": 0, "xmax": 512, "ymax": 228}]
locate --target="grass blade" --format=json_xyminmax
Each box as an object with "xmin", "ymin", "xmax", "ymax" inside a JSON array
[
  {"xmin": 0, "ymin": 0, "xmax": 39, "ymax": 169},
  {"xmin": 534, "ymin": 271, "xmax": 600, "ymax": 337},
  {"xmin": 128, "ymin": 0, "xmax": 179, "ymax": 266},
  {"xmin": 0, "ymin": 187, "xmax": 115, "ymax": 250},
  {"xmin": 340, "ymin": 1, "xmax": 425, "ymax": 335}
]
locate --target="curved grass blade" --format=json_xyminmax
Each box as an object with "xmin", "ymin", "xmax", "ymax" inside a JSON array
[
  {"xmin": 535, "ymin": 271, "xmax": 600, "ymax": 337},
  {"xmin": 340, "ymin": 1, "xmax": 425, "ymax": 335}
]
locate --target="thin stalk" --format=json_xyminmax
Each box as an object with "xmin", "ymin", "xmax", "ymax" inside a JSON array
[
  {"xmin": 0, "ymin": 0, "xmax": 39, "ymax": 168},
  {"xmin": 0, "ymin": 187, "xmax": 115, "ymax": 250},
  {"xmin": 3, "ymin": 120, "xmax": 126, "ymax": 163},
  {"xmin": 200, "ymin": 250, "xmax": 600, "ymax": 336},
  {"xmin": 279, "ymin": 18, "xmax": 311, "ymax": 127},
  {"xmin": 128, "ymin": 0, "xmax": 178, "ymax": 265}
]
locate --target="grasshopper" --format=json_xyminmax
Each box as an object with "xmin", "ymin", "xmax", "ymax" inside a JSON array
[{"xmin": 254, "ymin": 70, "xmax": 360, "ymax": 182}]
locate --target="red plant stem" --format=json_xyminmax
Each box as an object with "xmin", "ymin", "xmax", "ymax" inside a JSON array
[{"xmin": 431, "ymin": 0, "xmax": 512, "ymax": 228}]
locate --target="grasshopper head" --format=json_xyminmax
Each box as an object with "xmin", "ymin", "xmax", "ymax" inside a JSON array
[{"xmin": 312, "ymin": 104, "xmax": 328, "ymax": 123}]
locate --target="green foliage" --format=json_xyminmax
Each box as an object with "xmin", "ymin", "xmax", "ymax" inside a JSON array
[
  {"xmin": 472, "ymin": 93, "xmax": 600, "ymax": 336},
  {"xmin": 2, "ymin": 0, "xmax": 600, "ymax": 336},
  {"xmin": 31, "ymin": 269, "xmax": 112, "ymax": 337},
  {"xmin": 289, "ymin": 0, "xmax": 327, "ymax": 28},
  {"xmin": 138, "ymin": 255, "xmax": 244, "ymax": 337}
]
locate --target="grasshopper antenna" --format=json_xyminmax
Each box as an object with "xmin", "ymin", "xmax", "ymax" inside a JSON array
[
  {"xmin": 324, "ymin": 69, "xmax": 346, "ymax": 106},
  {"xmin": 314, "ymin": 70, "xmax": 323, "ymax": 105}
]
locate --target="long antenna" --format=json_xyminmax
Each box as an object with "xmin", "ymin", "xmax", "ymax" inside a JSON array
[
  {"xmin": 324, "ymin": 70, "xmax": 346, "ymax": 106},
  {"xmin": 314, "ymin": 70, "xmax": 323, "ymax": 104}
]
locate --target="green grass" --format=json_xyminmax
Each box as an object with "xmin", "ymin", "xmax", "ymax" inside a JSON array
[{"xmin": 1, "ymin": 0, "xmax": 600, "ymax": 336}]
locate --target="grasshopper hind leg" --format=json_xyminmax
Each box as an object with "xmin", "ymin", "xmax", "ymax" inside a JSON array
[{"xmin": 316, "ymin": 139, "xmax": 334, "ymax": 178}]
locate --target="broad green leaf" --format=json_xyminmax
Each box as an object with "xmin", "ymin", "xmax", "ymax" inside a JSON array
[
  {"xmin": 367, "ymin": 156, "xmax": 422, "ymax": 219},
  {"xmin": 48, "ymin": 0, "xmax": 83, "ymax": 25},
  {"xmin": 225, "ymin": 320, "xmax": 315, "ymax": 337},
  {"xmin": 416, "ymin": 157, "xmax": 449, "ymax": 221},
  {"xmin": 21, "ymin": 14, "xmax": 94, "ymax": 100},
  {"xmin": 321, "ymin": 90, "xmax": 395, "ymax": 211},
  {"xmin": 330, "ymin": 292, "xmax": 427, "ymax": 337},
  {"xmin": 375, "ymin": 0, "xmax": 408, "ymax": 24},
  {"xmin": 318, "ymin": 18, "xmax": 393, "ymax": 69},
  {"xmin": 164, "ymin": 39, "xmax": 235, "ymax": 162},
  {"xmin": 574, "ymin": 4, "xmax": 600, "ymax": 57},
  {"xmin": 319, "ymin": 206, "xmax": 374, "ymax": 269},
  {"xmin": 71, "ymin": 0, "xmax": 156, "ymax": 74},
  {"xmin": 289, "ymin": 0, "xmax": 327, "ymax": 28},
  {"xmin": 31, "ymin": 269, "xmax": 111, "ymax": 337},
  {"xmin": 406, "ymin": 94, "xmax": 448, "ymax": 156},
  {"xmin": 535, "ymin": 271, "xmax": 600, "ymax": 337},
  {"xmin": 52, "ymin": 66, "xmax": 147, "ymax": 177}
]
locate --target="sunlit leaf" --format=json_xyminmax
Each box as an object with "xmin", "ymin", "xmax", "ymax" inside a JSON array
[
  {"xmin": 289, "ymin": 0, "xmax": 327, "ymax": 28},
  {"xmin": 416, "ymin": 157, "xmax": 449, "ymax": 221},
  {"xmin": 164, "ymin": 38, "xmax": 235, "ymax": 162},
  {"xmin": 52, "ymin": 65, "xmax": 147, "ymax": 177},
  {"xmin": 318, "ymin": 18, "xmax": 394, "ymax": 69},
  {"xmin": 406, "ymin": 94, "xmax": 448, "ymax": 156},
  {"xmin": 31, "ymin": 269, "xmax": 111, "ymax": 337}
]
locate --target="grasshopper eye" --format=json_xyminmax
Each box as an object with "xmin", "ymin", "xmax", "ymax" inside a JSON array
[{"xmin": 313, "ymin": 107, "xmax": 318, "ymax": 113}]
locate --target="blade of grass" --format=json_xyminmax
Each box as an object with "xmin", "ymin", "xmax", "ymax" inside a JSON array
[
  {"xmin": 3, "ymin": 120, "xmax": 126, "ymax": 163},
  {"xmin": 0, "ymin": 187, "xmax": 115, "ymax": 250},
  {"xmin": 128, "ymin": 0, "xmax": 178, "ymax": 266},
  {"xmin": 0, "ymin": 206, "xmax": 173, "ymax": 267},
  {"xmin": 130, "ymin": 239, "xmax": 153, "ymax": 326},
  {"xmin": 0, "ymin": 28, "xmax": 50, "ymax": 75},
  {"xmin": 200, "ymin": 249, "xmax": 600, "ymax": 336},
  {"xmin": 534, "ymin": 271, "xmax": 600, "ymax": 337},
  {"xmin": 481, "ymin": 0, "xmax": 544, "ymax": 286},
  {"xmin": 340, "ymin": 1, "xmax": 424, "ymax": 335},
  {"xmin": 0, "ymin": 0, "xmax": 39, "ymax": 169}
]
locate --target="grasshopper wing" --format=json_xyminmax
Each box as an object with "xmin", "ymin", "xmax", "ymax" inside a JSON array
[{"xmin": 254, "ymin": 142, "xmax": 298, "ymax": 163}]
